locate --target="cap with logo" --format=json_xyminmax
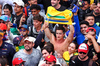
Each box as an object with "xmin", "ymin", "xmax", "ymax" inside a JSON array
[
  {"xmin": 45, "ymin": 55, "xmax": 56, "ymax": 62},
  {"xmin": 86, "ymin": 27, "xmax": 96, "ymax": 33},
  {"xmin": 78, "ymin": 43, "xmax": 89, "ymax": 53},
  {"xmin": 12, "ymin": 57, "xmax": 25, "ymax": 65},
  {"xmin": 13, "ymin": 0, "xmax": 24, "ymax": 7},
  {"xmin": 24, "ymin": 37, "xmax": 36, "ymax": 43},
  {"xmin": 0, "ymin": 15, "xmax": 10, "ymax": 22},
  {"xmin": 18, "ymin": 24, "xmax": 28, "ymax": 30}
]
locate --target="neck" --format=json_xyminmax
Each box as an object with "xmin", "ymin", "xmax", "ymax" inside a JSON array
[
  {"xmin": 8, "ymin": 14, "xmax": 11, "ymax": 17},
  {"xmin": 0, "ymin": 40, "xmax": 3, "ymax": 47},
  {"xmin": 36, "ymin": 26, "xmax": 41, "ymax": 32},
  {"xmin": 78, "ymin": 56, "xmax": 88, "ymax": 61},
  {"xmin": 16, "ymin": 12, "xmax": 23, "ymax": 16},
  {"xmin": 56, "ymin": 38, "xmax": 64, "ymax": 43},
  {"xmin": 54, "ymin": 4, "xmax": 61, "ymax": 9},
  {"xmin": 24, "ymin": 48, "xmax": 33, "ymax": 54},
  {"xmin": 87, "ymin": 41, "xmax": 92, "ymax": 46}
]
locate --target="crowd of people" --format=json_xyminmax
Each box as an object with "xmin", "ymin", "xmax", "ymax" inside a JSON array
[{"xmin": 0, "ymin": 0, "xmax": 100, "ymax": 66}]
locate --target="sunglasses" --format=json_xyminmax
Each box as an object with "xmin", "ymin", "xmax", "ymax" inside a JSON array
[
  {"xmin": 19, "ymin": 62, "xmax": 25, "ymax": 66},
  {"xmin": 19, "ymin": 29, "xmax": 26, "ymax": 32},
  {"xmin": 79, "ymin": 52, "xmax": 86, "ymax": 54},
  {"xmin": 46, "ymin": 62, "xmax": 52, "ymax": 64}
]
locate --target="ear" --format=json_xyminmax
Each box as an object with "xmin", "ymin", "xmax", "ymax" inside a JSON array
[
  {"xmin": 50, "ymin": 52, "xmax": 53, "ymax": 55},
  {"xmin": 32, "ymin": 43, "xmax": 35, "ymax": 47}
]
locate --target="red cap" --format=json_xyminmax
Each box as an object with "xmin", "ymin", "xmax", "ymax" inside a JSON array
[
  {"xmin": 45, "ymin": 55, "xmax": 56, "ymax": 62},
  {"xmin": 12, "ymin": 58, "xmax": 25, "ymax": 65},
  {"xmin": 86, "ymin": 27, "xmax": 96, "ymax": 33},
  {"xmin": 78, "ymin": 43, "xmax": 89, "ymax": 53},
  {"xmin": 0, "ymin": 23, "xmax": 7, "ymax": 31}
]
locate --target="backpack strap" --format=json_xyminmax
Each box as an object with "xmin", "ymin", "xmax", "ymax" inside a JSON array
[
  {"xmin": 24, "ymin": 7, "xmax": 27, "ymax": 17},
  {"xmin": 88, "ymin": 59, "xmax": 93, "ymax": 66}
]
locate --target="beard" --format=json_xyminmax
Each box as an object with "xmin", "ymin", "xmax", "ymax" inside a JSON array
[
  {"xmin": 25, "ymin": 48, "xmax": 32, "ymax": 51},
  {"xmin": 78, "ymin": 55, "xmax": 87, "ymax": 60},
  {"xmin": 93, "ymin": 10, "xmax": 100, "ymax": 15}
]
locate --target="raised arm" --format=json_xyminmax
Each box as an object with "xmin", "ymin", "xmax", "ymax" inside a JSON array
[
  {"xmin": 65, "ymin": 25, "xmax": 74, "ymax": 44},
  {"xmin": 43, "ymin": 22, "xmax": 54, "ymax": 41}
]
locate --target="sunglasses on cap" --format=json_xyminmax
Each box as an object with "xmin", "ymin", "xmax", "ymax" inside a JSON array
[
  {"xmin": 79, "ymin": 52, "xmax": 86, "ymax": 54},
  {"xmin": 19, "ymin": 29, "xmax": 26, "ymax": 32}
]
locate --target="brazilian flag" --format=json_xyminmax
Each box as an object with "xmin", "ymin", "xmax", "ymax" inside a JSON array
[{"xmin": 45, "ymin": 6, "xmax": 73, "ymax": 25}]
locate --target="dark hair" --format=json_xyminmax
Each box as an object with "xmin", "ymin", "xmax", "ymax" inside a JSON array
[
  {"xmin": 42, "ymin": 43, "xmax": 54, "ymax": 54},
  {"xmin": 83, "ymin": 0, "xmax": 90, "ymax": 4},
  {"xmin": 85, "ymin": 13, "xmax": 94, "ymax": 19},
  {"xmin": 30, "ymin": 4, "xmax": 41, "ymax": 10},
  {"xmin": 56, "ymin": 26, "xmax": 65, "ymax": 33},
  {"xmin": 33, "ymin": 14, "xmax": 44, "ymax": 23},
  {"xmin": 0, "ymin": 56, "xmax": 7, "ymax": 66},
  {"xmin": 72, "ymin": 41, "xmax": 79, "ymax": 49},
  {"xmin": 80, "ymin": 20, "xmax": 89, "ymax": 27},
  {"xmin": 3, "ymin": 4, "xmax": 13, "ymax": 14}
]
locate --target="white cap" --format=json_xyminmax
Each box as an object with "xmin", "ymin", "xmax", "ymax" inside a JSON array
[
  {"xmin": 24, "ymin": 37, "xmax": 36, "ymax": 43},
  {"xmin": 13, "ymin": 0, "xmax": 24, "ymax": 7}
]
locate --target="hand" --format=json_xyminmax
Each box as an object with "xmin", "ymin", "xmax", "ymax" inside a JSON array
[
  {"xmin": 85, "ymin": 34, "xmax": 93, "ymax": 39},
  {"xmin": 93, "ymin": 54, "xmax": 98, "ymax": 61},
  {"xmin": 41, "ymin": 22, "xmax": 49, "ymax": 31},
  {"xmin": 7, "ymin": 22, "xmax": 13, "ymax": 31},
  {"xmin": 90, "ymin": 3, "xmax": 97, "ymax": 10}
]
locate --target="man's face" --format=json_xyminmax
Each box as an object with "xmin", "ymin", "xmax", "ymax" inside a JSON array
[
  {"xmin": 56, "ymin": 30, "xmax": 64, "ymax": 40},
  {"xmin": 31, "ymin": 9, "xmax": 39, "ymax": 16},
  {"xmin": 82, "ymin": 1, "xmax": 90, "ymax": 10},
  {"xmin": 42, "ymin": 49, "xmax": 51, "ymax": 59},
  {"xmin": 85, "ymin": 16, "xmax": 95, "ymax": 26},
  {"xmin": 46, "ymin": 61, "xmax": 55, "ymax": 66},
  {"xmin": 78, "ymin": 52, "xmax": 87, "ymax": 60},
  {"xmin": 94, "ymin": 3, "xmax": 100, "ymax": 15},
  {"xmin": 3, "ymin": 9, "xmax": 11, "ymax": 16},
  {"xmin": 19, "ymin": 28, "xmax": 28, "ymax": 36},
  {"xmin": 33, "ymin": 20, "xmax": 42, "ymax": 28},
  {"xmin": 51, "ymin": 0, "xmax": 59, "ymax": 7},
  {"xmin": 80, "ymin": 24, "xmax": 88, "ymax": 35},
  {"xmin": 87, "ymin": 31, "xmax": 96, "ymax": 42},
  {"xmin": 0, "ymin": 34, "xmax": 3, "ymax": 41},
  {"xmin": 14, "ymin": 4, "xmax": 23, "ymax": 14},
  {"xmin": 31, "ymin": 0, "xmax": 37, "ymax": 5},
  {"xmin": 0, "ymin": 5, "xmax": 2, "ymax": 14},
  {"xmin": 24, "ymin": 40, "xmax": 34, "ymax": 51}
]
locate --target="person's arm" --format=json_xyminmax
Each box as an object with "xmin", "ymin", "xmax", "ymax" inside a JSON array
[
  {"xmin": 65, "ymin": 25, "xmax": 74, "ymax": 44},
  {"xmin": 44, "ymin": 22, "xmax": 55, "ymax": 41},
  {"xmin": 85, "ymin": 34, "xmax": 100, "ymax": 53}
]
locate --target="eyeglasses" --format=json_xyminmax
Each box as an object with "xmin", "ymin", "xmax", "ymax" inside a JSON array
[
  {"xmin": 19, "ymin": 29, "xmax": 26, "ymax": 32},
  {"xmin": 79, "ymin": 52, "xmax": 86, "ymax": 54},
  {"xmin": 46, "ymin": 62, "xmax": 52, "ymax": 64}
]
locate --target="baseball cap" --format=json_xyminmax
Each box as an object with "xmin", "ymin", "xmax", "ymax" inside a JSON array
[
  {"xmin": 45, "ymin": 55, "xmax": 56, "ymax": 62},
  {"xmin": 18, "ymin": 24, "xmax": 28, "ymax": 30},
  {"xmin": 24, "ymin": 37, "xmax": 36, "ymax": 43},
  {"xmin": 0, "ymin": 30, "xmax": 4, "ymax": 36},
  {"xmin": 0, "ymin": 15, "xmax": 10, "ymax": 22},
  {"xmin": 13, "ymin": 36, "xmax": 23, "ymax": 46},
  {"xmin": 13, "ymin": 0, "xmax": 24, "ymax": 7},
  {"xmin": 78, "ymin": 43, "xmax": 89, "ymax": 53},
  {"xmin": 12, "ymin": 57, "xmax": 25, "ymax": 65},
  {"xmin": 86, "ymin": 27, "xmax": 96, "ymax": 33},
  {"xmin": 0, "ymin": 23, "xmax": 7, "ymax": 31}
]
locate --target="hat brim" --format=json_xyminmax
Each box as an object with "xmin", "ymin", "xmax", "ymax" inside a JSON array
[{"xmin": 78, "ymin": 49, "xmax": 88, "ymax": 53}]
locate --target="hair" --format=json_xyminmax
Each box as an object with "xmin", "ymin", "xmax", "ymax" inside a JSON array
[
  {"xmin": 0, "ymin": 56, "xmax": 8, "ymax": 66},
  {"xmin": 80, "ymin": 20, "xmax": 89, "ymax": 27},
  {"xmin": 83, "ymin": 0, "xmax": 90, "ymax": 4},
  {"xmin": 42, "ymin": 43, "xmax": 54, "ymax": 54},
  {"xmin": 30, "ymin": 4, "xmax": 41, "ymax": 10},
  {"xmin": 55, "ymin": 26, "xmax": 65, "ymax": 33},
  {"xmin": 3, "ymin": 4, "xmax": 13, "ymax": 14},
  {"xmin": 72, "ymin": 41, "xmax": 79, "ymax": 49},
  {"xmin": 85, "ymin": 13, "xmax": 95, "ymax": 19},
  {"xmin": 33, "ymin": 14, "xmax": 44, "ymax": 23}
]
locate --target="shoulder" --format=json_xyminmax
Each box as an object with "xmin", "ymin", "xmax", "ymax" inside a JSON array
[
  {"xmin": 3, "ymin": 42, "xmax": 13, "ymax": 47},
  {"xmin": 32, "ymin": 48, "xmax": 42, "ymax": 55}
]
